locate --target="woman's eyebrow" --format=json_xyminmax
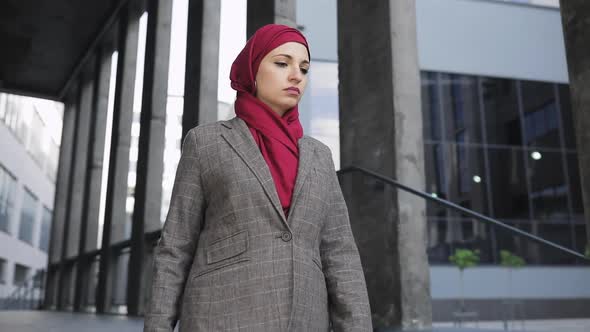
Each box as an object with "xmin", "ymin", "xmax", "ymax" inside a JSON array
[{"xmin": 273, "ymin": 54, "xmax": 310, "ymax": 65}]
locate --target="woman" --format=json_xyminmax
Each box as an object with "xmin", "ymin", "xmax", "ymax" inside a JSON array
[{"xmin": 144, "ymin": 24, "xmax": 372, "ymax": 332}]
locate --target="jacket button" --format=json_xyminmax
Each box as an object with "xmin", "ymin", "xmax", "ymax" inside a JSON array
[{"xmin": 281, "ymin": 231, "xmax": 292, "ymax": 242}]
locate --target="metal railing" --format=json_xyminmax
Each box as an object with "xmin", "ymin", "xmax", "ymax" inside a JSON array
[
  {"xmin": 35, "ymin": 165, "xmax": 588, "ymax": 312},
  {"xmin": 337, "ymin": 165, "xmax": 589, "ymax": 262},
  {"xmin": 0, "ymin": 270, "xmax": 46, "ymax": 310}
]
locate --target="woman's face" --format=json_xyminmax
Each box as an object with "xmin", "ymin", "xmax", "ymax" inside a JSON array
[{"xmin": 255, "ymin": 42, "xmax": 310, "ymax": 116}]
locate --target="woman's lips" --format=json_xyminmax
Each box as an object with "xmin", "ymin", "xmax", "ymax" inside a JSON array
[{"xmin": 285, "ymin": 87, "xmax": 300, "ymax": 95}]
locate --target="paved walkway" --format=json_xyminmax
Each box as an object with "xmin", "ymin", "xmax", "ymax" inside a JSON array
[
  {"xmin": 434, "ymin": 318, "xmax": 590, "ymax": 332},
  {"xmin": 0, "ymin": 310, "xmax": 588, "ymax": 331}
]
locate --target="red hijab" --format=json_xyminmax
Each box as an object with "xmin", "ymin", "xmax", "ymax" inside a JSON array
[{"xmin": 230, "ymin": 24, "xmax": 310, "ymax": 218}]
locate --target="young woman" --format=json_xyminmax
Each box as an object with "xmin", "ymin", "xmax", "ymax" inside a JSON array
[{"xmin": 144, "ymin": 24, "xmax": 372, "ymax": 332}]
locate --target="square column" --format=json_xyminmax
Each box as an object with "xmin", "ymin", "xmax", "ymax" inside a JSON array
[
  {"xmin": 127, "ymin": 0, "xmax": 173, "ymax": 316},
  {"xmin": 560, "ymin": 0, "xmax": 590, "ymax": 248},
  {"xmin": 337, "ymin": 0, "xmax": 432, "ymax": 329},
  {"xmin": 247, "ymin": 0, "xmax": 296, "ymax": 38},
  {"xmin": 96, "ymin": 3, "xmax": 142, "ymax": 314},
  {"xmin": 182, "ymin": 0, "xmax": 221, "ymax": 135}
]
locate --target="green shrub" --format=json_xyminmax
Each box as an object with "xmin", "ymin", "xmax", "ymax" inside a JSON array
[
  {"xmin": 500, "ymin": 250, "xmax": 526, "ymax": 268},
  {"xmin": 449, "ymin": 249, "xmax": 480, "ymax": 271}
]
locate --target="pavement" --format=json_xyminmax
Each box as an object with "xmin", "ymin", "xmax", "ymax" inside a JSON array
[{"xmin": 0, "ymin": 310, "xmax": 588, "ymax": 331}]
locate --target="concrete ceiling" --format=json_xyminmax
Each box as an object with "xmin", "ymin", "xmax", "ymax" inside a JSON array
[{"xmin": 0, "ymin": 0, "xmax": 120, "ymax": 101}]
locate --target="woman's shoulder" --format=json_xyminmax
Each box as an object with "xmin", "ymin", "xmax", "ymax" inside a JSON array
[
  {"xmin": 185, "ymin": 119, "xmax": 232, "ymax": 140},
  {"xmin": 303, "ymin": 135, "xmax": 331, "ymax": 154}
]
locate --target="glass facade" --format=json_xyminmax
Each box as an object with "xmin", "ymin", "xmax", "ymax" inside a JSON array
[
  {"xmin": 13, "ymin": 263, "xmax": 29, "ymax": 285},
  {"xmin": 302, "ymin": 62, "xmax": 584, "ymax": 266},
  {"xmin": 39, "ymin": 207, "xmax": 52, "ymax": 253},
  {"xmin": 0, "ymin": 165, "xmax": 16, "ymax": 233},
  {"xmin": 0, "ymin": 258, "xmax": 5, "ymax": 284},
  {"xmin": 0, "ymin": 93, "xmax": 62, "ymax": 183},
  {"xmin": 18, "ymin": 188, "xmax": 38, "ymax": 245},
  {"xmin": 421, "ymin": 71, "xmax": 583, "ymax": 265}
]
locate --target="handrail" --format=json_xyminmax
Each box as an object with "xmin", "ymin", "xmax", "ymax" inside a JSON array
[
  {"xmin": 338, "ymin": 165, "xmax": 589, "ymax": 262},
  {"xmin": 45, "ymin": 165, "xmax": 588, "ymax": 272},
  {"xmin": 1, "ymin": 270, "xmax": 45, "ymax": 310}
]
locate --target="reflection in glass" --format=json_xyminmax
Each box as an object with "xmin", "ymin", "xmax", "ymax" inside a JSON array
[
  {"xmin": 19, "ymin": 189, "xmax": 38, "ymax": 245},
  {"xmin": 422, "ymin": 71, "xmax": 581, "ymax": 265},
  {"xmin": 0, "ymin": 165, "xmax": 16, "ymax": 233}
]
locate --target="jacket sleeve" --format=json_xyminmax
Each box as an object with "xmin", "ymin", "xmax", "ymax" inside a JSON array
[
  {"xmin": 320, "ymin": 149, "xmax": 373, "ymax": 331},
  {"xmin": 144, "ymin": 128, "xmax": 206, "ymax": 332}
]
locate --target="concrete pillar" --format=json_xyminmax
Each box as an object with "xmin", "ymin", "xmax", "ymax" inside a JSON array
[
  {"xmin": 127, "ymin": 0, "xmax": 172, "ymax": 316},
  {"xmin": 247, "ymin": 0, "xmax": 296, "ymax": 38},
  {"xmin": 64, "ymin": 75, "xmax": 95, "ymax": 260},
  {"xmin": 47, "ymin": 101, "xmax": 76, "ymax": 264},
  {"xmin": 55, "ymin": 79, "xmax": 82, "ymax": 310},
  {"xmin": 96, "ymin": 3, "xmax": 141, "ymax": 314},
  {"xmin": 59, "ymin": 75, "xmax": 94, "ymax": 310},
  {"xmin": 45, "ymin": 96, "xmax": 76, "ymax": 309},
  {"xmin": 559, "ymin": 0, "xmax": 590, "ymax": 248},
  {"xmin": 337, "ymin": 0, "xmax": 432, "ymax": 329},
  {"xmin": 73, "ymin": 47, "xmax": 113, "ymax": 312},
  {"xmin": 182, "ymin": 0, "xmax": 221, "ymax": 136}
]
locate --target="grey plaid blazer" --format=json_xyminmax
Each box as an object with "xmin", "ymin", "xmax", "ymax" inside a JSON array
[{"xmin": 144, "ymin": 117, "xmax": 372, "ymax": 331}]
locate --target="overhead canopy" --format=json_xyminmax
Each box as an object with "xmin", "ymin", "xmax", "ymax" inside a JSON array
[{"xmin": 0, "ymin": 0, "xmax": 122, "ymax": 101}]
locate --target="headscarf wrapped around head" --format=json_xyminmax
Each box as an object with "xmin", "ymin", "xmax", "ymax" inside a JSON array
[
  {"xmin": 229, "ymin": 24, "xmax": 310, "ymax": 218},
  {"xmin": 230, "ymin": 24, "xmax": 310, "ymax": 94}
]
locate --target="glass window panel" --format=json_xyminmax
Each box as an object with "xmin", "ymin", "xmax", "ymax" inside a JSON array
[
  {"xmin": 487, "ymin": 147, "xmax": 530, "ymax": 220},
  {"xmin": 424, "ymin": 143, "xmax": 447, "ymax": 201},
  {"xmin": 0, "ymin": 258, "xmax": 6, "ymax": 284},
  {"xmin": 566, "ymin": 152, "xmax": 584, "ymax": 217},
  {"xmin": 0, "ymin": 93, "xmax": 6, "ymax": 121},
  {"xmin": 439, "ymin": 74, "xmax": 482, "ymax": 143},
  {"xmin": 528, "ymin": 150, "xmax": 568, "ymax": 220},
  {"xmin": 558, "ymin": 84, "xmax": 576, "ymax": 149},
  {"xmin": 28, "ymin": 111, "xmax": 45, "ymax": 166},
  {"xmin": 13, "ymin": 263, "xmax": 29, "ymax": 285},
  {"xmin": 0, "ymin": 165, "xmax": 16, "ymax": 233},
  {"xmin": 39, "ymin": 207, "xmax": 52, "ymax": 253},
  {"xmin": 421, "ymin": 71, "xmax": 441, "ymax": 141},
  {"xmin": 521, "ymin": 80, "xmax": 560, "ymax": 148},
  {"xmin": 482, "ymin": 78, "xmax": 521, "ymax": 146},
  {"xmin": 18, "ymin": 188, "xmax": 37, "ymax": 245}
]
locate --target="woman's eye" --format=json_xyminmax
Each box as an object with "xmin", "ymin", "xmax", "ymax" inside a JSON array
[
  {"xmin": 300, "ymin": 68, "xmax": 309, "ymax": 75},
  {"xmin": 275, "ymin": 62, "xmax": 288, "ymax": 67}
]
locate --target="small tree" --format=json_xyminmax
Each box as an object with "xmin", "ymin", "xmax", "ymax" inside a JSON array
[
  {"xmin": 449, "ymin": 249, "xmax": 480, "ymax": 311},
  {"xmin": 500, "ymin": 250, "xmax": 526, "ymax": 299}
]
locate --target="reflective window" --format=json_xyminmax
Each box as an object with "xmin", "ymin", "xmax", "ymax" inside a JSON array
[
  {"xmin": 39, "ymin": 207, "xmax": 52, "ymax": 253},
  {"xmin": 521, "ymin": 80, "xmax": 559, "ymax": 148},
  {"xmin": 0, "ymin": 165, "xmax": 16, "ymax": 233},
  {"xmin": 13, "ymin": 263, "xmax": 29, "ymax": 285},
  {"xmin": 482, "ymin": 78, "xmax": 521, "ymax": 146},
  {"xmin": 0, "ymin": 258, "xmax": 5, "ymax": 284},
  {"xmin": 300, "ymin": 66, "xmax": 582, "ymax": 265},
  {"xmin": 18, "ymin": 188, "xmax": 37, "ymax": 245},
  {"xmin": 422, "ymin": 71, "xmax": 580, "ymax": 265}
]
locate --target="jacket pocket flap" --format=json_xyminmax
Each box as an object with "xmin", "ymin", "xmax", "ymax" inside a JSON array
[{"xmin": 206, "ymin": 230, "xmax": 248, "ymax": 264}]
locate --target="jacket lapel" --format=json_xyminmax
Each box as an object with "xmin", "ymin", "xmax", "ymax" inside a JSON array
[
  {"xmin": 220, "ymin": 117, "xmax": 315, "ymax": 227},
  {"xmin": 288, "ymin": 136, "xmax": 313, "ymax": 222},
  {"xmin": 221, "ymin": 117, "xmax": 288, "ymax": 226}
]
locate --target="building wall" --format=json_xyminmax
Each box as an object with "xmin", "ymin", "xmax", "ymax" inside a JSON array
[
  {"xmin": 0, "ymin": 95, "xmax": 61, "ymax": 298},
  {"xmin": 416, "ymin": 0, "xmax": 568, "ymax": 83},
  {"xmin": 298, "ymin": 0, "xmax": 568, "ymax": 82},
  {"xmin": 431, "ymin": 266, "xmax": 590, "ymax": 299},
  {"xmin": 296, "ymin": 0, "xmax": 588, "ymax": 310}
]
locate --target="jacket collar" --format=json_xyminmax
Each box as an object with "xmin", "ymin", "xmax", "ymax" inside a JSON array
[{"xmin": 220, "ymin": 117, "xmax": 314, "ymax": 228}]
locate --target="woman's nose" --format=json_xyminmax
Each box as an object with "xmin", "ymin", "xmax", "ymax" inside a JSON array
[{"xmin": 288, "ymin": 67, "xmax": 303, "ymax": 83}]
